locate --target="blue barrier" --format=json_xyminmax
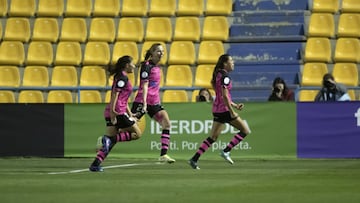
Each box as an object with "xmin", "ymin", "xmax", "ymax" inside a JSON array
[
  {"xmin": 227, "ymin": 42, "xmax": 303, "ymax": 65},
  {"xmin": 233, "ymin": 0, "xmax": 309, "ymax": 11},
  {"xmin": 232, "ymin": 11, "xmax": 305, "ymax": 24},
  {"xmin": 229, "ymin": 24, "xmax": 305, "ymax": 42}
]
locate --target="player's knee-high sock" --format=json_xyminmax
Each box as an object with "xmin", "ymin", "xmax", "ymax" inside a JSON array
[
  {"xmin": 223, "ymin": 132, "xmax": 247, "ymax": 152},
  {"xmin": 160, "ymin": 129, "xmax": 170, "ymax": 156},
  {"xmin": 115, "ymin": 131, "xmax": 132, "ymax": 142},
  {"xmin": 91, "ymin": 148, "xmax": 107, "ymax": 167},
  {"xmin": 191, "ymin": 137, "xmax": 215, "ymax": 161}
]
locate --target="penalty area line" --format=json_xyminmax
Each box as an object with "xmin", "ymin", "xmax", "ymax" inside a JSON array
[{"xmin": 47, "ymin": 162, "xmax": 164, "ymax": 175}]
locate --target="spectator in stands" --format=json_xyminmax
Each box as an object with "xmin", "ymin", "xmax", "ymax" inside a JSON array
[
  {"xmin": 131, "ymin": 43, "xmax": 175, "ymax": 164},
  {"xmin": 268, "ymin": 77, "xmax": 295, "ymax": 101},
  {"xmin": 196, "ymin": 88, "xmax": 214, "ymax": 102},
  {"xmin": 188, "ymin": 54, "xmax": 250, "ymax": 170},
  {"xmin": 89, "ymin": 56, "xmax": 142, "ymax": 172},
  {"xmin": 314, "ymin": 73, "xmax": 351, "ymax": 102}
]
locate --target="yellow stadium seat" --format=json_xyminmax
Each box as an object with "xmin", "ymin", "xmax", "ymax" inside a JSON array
[
  {"xmin": 108, "ymin": 72, "xmax": 136, "ymax": 87},
  {"xmin": 162, "ymin": 90, "xmax": 189, "ymax": 103},
  {"xmin": 88, "ymin": 18, "xmax": 115, "ymax": 42},
  {"xmin": 80, "ymin": 66, "xmax": 107, "ymax": 87},
  {"xmin": 51, "ymin": 66, "xmax": 78, "ymax": 87},
  {"xmin": 301, "ymin": 63, "xmax": 328, "ymax": 86},
  {"xmin": 0, "ymin": 91, "xmax": 15, "ymax": 103},
  {"xmin": 341, "ymin": 0, "xmax": 360, "ymax": 13},
  {"xmin": 202, "ymin": 16, "xmax": 229, "ymax": 41},
  {"xmin": 332, "ymin": 63, "xmax": 358, "ymax": 86},
  {"xmin": 141, "ymin": 41, "xmax": 167, "ymax": 65},
  {"xmin": 334, "ymin": 38, "xmax": 360, "ymax": 63},
  {"xmin": 9, "ymin": 0, "xmax": 35, "ymax": 17},
  {"xmin": 47, "ymin": 90, "xmax": 73, "ymax": 103},
  {"xmin": 307, "ymin": 13, "xmax": 335, "ymax": 38},
  {"xmin": 0, "ymin": 66, "xmax": 20, "ymax": 87},
  {"xmin": 60, "ymin": 18, "xmax": 87, "ymax": 42},
  {"xmin": 0, "ymin": 41, "xmax": 25, "ymax": 65},
  {"xmin": 0, "ymin": 0, "xmax": 7, "ymax": 16},
  {"xmin": 198, "ymin": 41, "xmax": 224, "ymax": 64},
  {"xmin": 32, "ymin": 18, "xmax": 59, "ymax": 42},
  {"xmin": 304, "ymin": 38, "xmax": 332, "ymax": 63},
  {"xmin": 337, "ymin": 14, "xmax": 360, "ymax": 38},
  {"xmin": 54, "ymin": 41, "xmax": 82, "ymax": 66},
  {"xmin": 93, "ymin": 0, "xmax": 120, "ymax": 17},
  {"xmin": 121, "ymin": 0, "xmax": 148, "ymax": 17},
  {"xmin": 112, "ymin": 41, "xmax": 139, "ymax": 65},
  {"xmin": 312, "ymin": 0, "xmax": 339, "ymax": 13},
  {"xmin": 26, "ymin": 41, "xmax": 54, "ymax": 66},
  {"xmin": 83, "ymin": 42, "xmax": 110, "ymax": 65},
  {"xmin": 22, "ymin": 66, "xmax": 49, "ymax": 87},
  {"xmin": 177, "ymin": 0, "xmax": 203, "ymax": 16},
  {"xmin": 298, "ymin": 90, "xmax": 319, "ymax": 102},
  {"xmin": 65, "ymin": 0, "xmax": 92, "ymax": 17},
  {"xmin": 37, "ymin": 0, "xmax": 64, "ymax": 17},
  {"xmin": 168, "ymin": 41, "xmax": 195, "ymax": 65},
  {"xmin": 165, "ymin": 65, "xmax": 193, "ymax": 87},
  {"xmin": 116, "ymin": 17, "xmax": 144, "ymax": 42},
  {"xmin": 4, "ymin": 18, "xmax": 30, "ymax": 42},
  {"xmin": 105, "ymin": 90, "xmax": 111, "ymax": 103},
  {"xmin": 18, "ymin": 90, "xmax": 44, "ymax": 103},
  {"xmin": 149, "ymin": 0, "xmax": 176, "ymax": 17},
  {"xmin": 145, "ymin": 17, "xmax": 172, "ymax": 42},
  {"xmin": 173, "ymin": 17, "xmax": 200, "ymax": 42},
  {"xmin": 205, "ymin": 0, "xmax": 232, "ymax": 16},
  {"xmin": 347, "ymin": 90, "xmax": 356, "ymax": 100},
  {"xmin": 194, "ymin": 64, "xmax": 215, "ymax": 88},
  {"xmin": 77, "ymin": 90, "xmax": 102, "ymax": 103}
]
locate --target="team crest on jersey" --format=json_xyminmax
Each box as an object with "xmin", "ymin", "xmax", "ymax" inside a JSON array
[
  {"xmin": 117, "ymin": 80, "xmax": 125, "ymax": 88},
  {"xmin": 223, "ymin": 76, "xmax": 230, "ymax": 85},
  {"xmin": 141, "ymin": 71, "xmax": 148, "ymax": 78}
]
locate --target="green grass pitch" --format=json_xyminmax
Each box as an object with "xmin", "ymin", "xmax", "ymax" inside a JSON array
[{"xmin": 0, "ymin": 158, "xmax": 359, "ymax": 203}]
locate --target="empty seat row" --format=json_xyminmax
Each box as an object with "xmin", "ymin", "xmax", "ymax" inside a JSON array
[
  {"xmin": 0, "ymin": 89, "xmax": 205, "ymax": 103},
  {"xmin": 0, "ymin": 63, "xmax": 215, "ymax": 88},
  {"xmin": 0, "ymin": 16, "xmax": 229, "ymax": 43},
  {"xmin": 312, "ymin": 0, "xmax": 360, "ymax": 13},
  {"xmin": 304, "ymin": 37, "xmax": 360, "ymax": 63},
  {"xmin": 307, "ymin": 13, "xmax": 360, "ymax": 38},
  {"xmin": 0, "ymin": 0, "xmax": 232, "ymax": 17},
  {"xmin": 301, "ymin": 62, "xmax": 359, "ymax": 87},
  {"xmin": 0, "ymin": 40, "xmax": 224, "ymax": 66}
]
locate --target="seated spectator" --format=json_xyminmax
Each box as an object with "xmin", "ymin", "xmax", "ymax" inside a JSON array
[
  {"xmin": 314, "ymin": 73, "xmax": 351, "ymax": 101},
  {"xmin": 268, "ymin": 77, "xmax": 295, "ymax": 101},
  {"xmin": 196, "ymin": 88, "xmax": 214, "ymax": 102}
]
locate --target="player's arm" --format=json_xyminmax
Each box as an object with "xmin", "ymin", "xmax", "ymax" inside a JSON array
[
  {"xmin": 142, "ymin": 81, "xmax": 149, "ymax": 112},
  {"xmin": 110, "ymin": 91, "xmax": 120, "ymax": 124}
]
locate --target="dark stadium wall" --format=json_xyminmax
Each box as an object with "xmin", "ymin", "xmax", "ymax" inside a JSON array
[{"xmin": 0, "ymin": 104, "xmax": 64, "ymax": 157}]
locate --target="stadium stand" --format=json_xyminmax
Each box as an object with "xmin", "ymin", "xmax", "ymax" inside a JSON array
[
  {"xmin": 0, "ymin": 0, "xmax": 359, "ymax": 102},
  {"xmin": 18, "ymin": 90, "xmax": 44, "ymax": 103},
  {"xmin": 77, "ymin": 90, "xmax": 102, "ymax": 103},
  {"xmin": 80, "ymin": 66, "xmax": 107, "ymax": 87},
  {"xmin": 165, "ymin": 65, "xmax": 193, "ymax": 87},
  {"xmin": 0, "ymin": 65, "xmax": 20, "ymax": 87},
  {"xmin": 301, "ymin": 63, "xmax": 328, "ymax": 86},
  {"xmin": 332, "ymin": 63, "xmax": 359, "ymax": 86},
  {"xmin": 26, "ymin": 41, "xmax": 54, "ymax": 66},
  {"xmin": 298, "ymin": 90, "xmax": 319, "ymax": 102},
  {"xmin": 50, "ymin": 66, "xmax": 78, "ymax": 87},
  {"xmin": 197, "ymin": 40, "xmax": 225, "ymax": 64},
  {"xmin": 162, "ymin": 90, "xmax": 189, "ymax": 103}
]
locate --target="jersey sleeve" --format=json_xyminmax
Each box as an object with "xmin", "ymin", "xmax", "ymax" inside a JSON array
[
  {"xmin": 113, "ymin": 75, "xmax": 128, "ymax": 92},
  {"xmin": 139, "ymin": 63, "xmax": 151, "ymax": 81},
  {"xmin": 220, "ymin": 71, "xmax": 231, "ymax": 88}
]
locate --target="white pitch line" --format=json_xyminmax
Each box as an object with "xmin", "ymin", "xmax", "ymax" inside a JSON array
[{"xmin": 48, "ymin": 162, "xmax": 164, "ymax": 175}]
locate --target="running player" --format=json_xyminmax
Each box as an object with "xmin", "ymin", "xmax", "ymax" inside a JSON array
[
  {"xmin": 188, "ymin": 54, "xmax": 250, "ymax": 169},
  {"xmin": 131, "ymin": 43, "xmax": 175, "ymax": 163},
  {"xmin": 89, "ymin": 55, "xmax": 142, "ymax": 172}
]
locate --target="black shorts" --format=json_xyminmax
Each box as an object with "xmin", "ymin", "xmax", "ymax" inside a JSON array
[
  {"xmin": 213, "ymin": 111, "xmax": 237, "ymax": 124},
  {"xmin": 105, "ymin": 114, "xmax": 135, "ymax": 129},
  {"xmin": 131, "ymin": 102, "xmax": 164, "ymax": 118}
]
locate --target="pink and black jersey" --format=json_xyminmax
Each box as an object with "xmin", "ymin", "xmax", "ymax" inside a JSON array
[
  {"xmin": 104, "ymin": 71, "xmax": 133, "ymax": 117},
  {"xmin": 134, "ymin": 61, "xmax": 161, "ymax": 105},
  {"xmin": 213, "ymin": 70, "xmax": 233, "ymax": 113}
]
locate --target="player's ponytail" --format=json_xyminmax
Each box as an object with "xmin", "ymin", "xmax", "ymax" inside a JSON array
[{"xmin": 211, "ymin": 54, "xmax": 230, "ymax": 88}]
